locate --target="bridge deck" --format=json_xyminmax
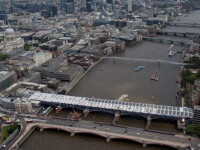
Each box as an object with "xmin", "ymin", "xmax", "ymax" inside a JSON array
[
  {"xmin": 24, "ymin": 91, "xmax": 193, "ymax": 119},
  {"xmin": 10, "ymin": 119, "xmax": 198, "ymax": 150}
]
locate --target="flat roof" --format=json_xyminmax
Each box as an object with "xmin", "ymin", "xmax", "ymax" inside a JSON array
[{"xmin": 25, "ymin": 91, "xmax": 193, "ymax": 119}]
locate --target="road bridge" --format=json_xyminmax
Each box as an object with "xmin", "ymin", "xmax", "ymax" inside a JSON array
[
  {"xmin": 8, "ymin": 118, "xmax": 200, "ymax": 150},
  {"xmin": 166, "ymin": 22, "xmax": 200, "ymax": 28},
  {"xmin": 23, "ymin": 91, "xmax": 193, "ymax": 120}
]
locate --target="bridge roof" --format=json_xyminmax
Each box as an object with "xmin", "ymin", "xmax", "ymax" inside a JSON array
[{"xmin": 26, "ymin": 92, "xmax": 193, "ymax": 118}]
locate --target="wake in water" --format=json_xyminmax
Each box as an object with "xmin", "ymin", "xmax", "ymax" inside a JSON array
[{"xmin": 102, "ymin": 56, "xmax": 189, "ymax": 66}]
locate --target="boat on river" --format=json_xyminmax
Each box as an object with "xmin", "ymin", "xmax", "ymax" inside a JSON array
[
  {"xmin": 169, "ymin": 51, "xmax": 177, "ymax": 57},
  {"xmin": 135, "ymin": 66, "xmax": 143, "ymax": 71}
]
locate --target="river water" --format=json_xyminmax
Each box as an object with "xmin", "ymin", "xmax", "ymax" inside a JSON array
[
  {"xmin": 20, "ymin": 130, "xmax": 176, "ymax": 150},
  {"xmin": 165, "ymin": 10, "xmax": 200, "ymax": 33},
  {"xmin": 69, "ymin": 42, "xmax": 183, "ymax": 106},
  {"xmin": 20, "ymin": 11, "xmax": 200, "ymax": 150}
]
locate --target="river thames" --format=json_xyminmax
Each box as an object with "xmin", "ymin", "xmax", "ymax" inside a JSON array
[{"xmin": 19, "ymin": 11, "xmax": 199, "ymax": 150}]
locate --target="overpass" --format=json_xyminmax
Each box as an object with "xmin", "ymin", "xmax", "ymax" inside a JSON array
[
  {"xmin": 9, "ymin": 118, "xmax": 198, "ymax": 150},
  {"xmin": 166, "ymin": 22, "xmax": 200, "ymax": 28},
  {"xmin": 23, "ymin": 91, "xmax": 193, "ymax": 120}
]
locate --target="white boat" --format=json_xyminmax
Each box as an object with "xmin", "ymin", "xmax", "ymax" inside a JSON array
[{"xmin": 169, "ymin": 51, "xmax": 177, "ymax": 57}]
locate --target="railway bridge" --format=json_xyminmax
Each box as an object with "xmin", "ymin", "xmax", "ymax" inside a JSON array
[
  {"xmin": 24, "ymin": 91, "xmax": 193, "ymax": 121},
  {"xmin": 166, "ymin": 22, "xmax": 200, "ymax": 28},
  {"xmin": 156, "ymin": 30, "xmax": 197, "ymax": 38}
]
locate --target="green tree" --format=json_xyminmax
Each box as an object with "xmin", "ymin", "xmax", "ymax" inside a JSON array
[
  {"xmin": 0, "ymin": 123, "xmax": 19, "ymax": 143},
  {"xmin": 185, "ymin": 57, "xmax": 200, "ymax": 69},
  {"xmin": 197, "ymin": 70, "xmax": 200, "ymax": 79},
  {"xmin": 186, "ymin": 123, "xmax": 200, "ymax": 137},
  {"xmin": 0, "ymin": 54, "xmax": 9, "ymax": 61},
  {"xmin": 24, "ymin": 44, "xmax": 31, "ymax": 51}
]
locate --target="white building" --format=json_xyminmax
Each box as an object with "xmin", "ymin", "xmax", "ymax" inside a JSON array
[
  {"xmin": 15, "ymin": 99, "xmax": 33, "ymax": 113},
  {"xmin": 33, "ymin": 51, "xmax": 52, "ymax": 67},
  {"xmin": 0, "ymin": 28, "xmax": 24, "ymax": 53}
]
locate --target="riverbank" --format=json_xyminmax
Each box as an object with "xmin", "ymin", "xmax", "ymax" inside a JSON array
[{"xmin": 65, "ymin": 58, "xmax": 104, "ymax": 94}]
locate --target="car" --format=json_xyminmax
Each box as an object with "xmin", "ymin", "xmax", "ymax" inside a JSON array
[{"xmin": 136, "ymin": 133, "xmax": 140, "ymax": 135}]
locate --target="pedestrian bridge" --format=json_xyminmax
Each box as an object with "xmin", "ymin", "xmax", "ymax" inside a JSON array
[{"xmin": 24, "ymin": 91, "xmax": 193, "ymax": 120}]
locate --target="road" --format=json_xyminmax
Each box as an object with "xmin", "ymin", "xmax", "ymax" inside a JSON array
[
  {"xmin": 0, "ymin": 107, "xmax": 199, "ymax": 150},
  {"xmin": 7, "ymin": 117, "xmax": 200, "ymax": 150}
]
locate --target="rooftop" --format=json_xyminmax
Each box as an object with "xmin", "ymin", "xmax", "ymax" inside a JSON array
[{"xmin": 24, "ymin": 91, "xmax": 193, "ymax": 119}]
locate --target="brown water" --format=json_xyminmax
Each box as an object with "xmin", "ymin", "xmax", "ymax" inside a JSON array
[
  {"xmin": 50, "ymin": 108, "xmax": 182, "ymax": 134},
  {"xmin": 166, "ymin": 10, "xmax": 200, "ymax": 33},
  {"xmin": 20, "ymin": 130, "xmax": 177, "ymax": 150},
  {"xmin": 69, "ymin": 42, "xmax": 183, "ymax": 106},
  {"xmin": 21, "ymin": 41, "xmax": 185, "ymax": 150}
]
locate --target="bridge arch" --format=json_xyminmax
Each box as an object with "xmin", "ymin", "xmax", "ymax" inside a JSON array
[
  {"xmin": 36, "ymin": 125, "xmax": 110, "ymax": 139},
  {"xmin": 36, "ymin": 125, "xmax": 72, "ymax": 133}
]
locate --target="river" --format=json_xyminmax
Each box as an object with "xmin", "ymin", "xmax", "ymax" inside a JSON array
[
  {"xmin": 19, "ymin": 10, "xmax": 200, "ymax": 150},
  {"xmin": 69, "ymin": 42, "xmax": 183, "ymax": 106}
]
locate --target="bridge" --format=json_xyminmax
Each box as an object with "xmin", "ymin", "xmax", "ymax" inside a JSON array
[
  {"xmin": 102, "ymin": 57, "xmax": 190, "ymax": 66},
  {"xmin": 8, "ymin": 118, "xmax": 199, "ymax": 150},
  {"xmin": 156, "ymin": 30, "xmax": 196, "ymax": 38},
  {"xmin": 143, "ymin": 36, "xmax": 191, "ymax": 46},
  {"xmin": 166, "ymin": 22, "xmax": 200, "ymax": 28},
  {"xmin": 23, "ymin": 90, "xmax": 193, "ymax": 120}
]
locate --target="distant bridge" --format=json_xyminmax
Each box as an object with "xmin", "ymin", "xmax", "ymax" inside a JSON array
[
  {"xmin": 143, "ymin": 36, "xmax": 191, "ymax": 46},
  {"xmin": 166, "ymin": 22, "xmax": 200, "ymax": 28},
  {"xmin": 24, "ymin": 91, "xmax": 193, "ymax": 120},
  {"xmin": 156, "ymin": 30, "xmax": 197, "ymax": 38},
  {"xmin": 9, "ymin": 119, "xmax": 198, "ymax": 150},
  {"xmin": 103, "ymin": 57, "xmax": 190, "ymax": 66}
]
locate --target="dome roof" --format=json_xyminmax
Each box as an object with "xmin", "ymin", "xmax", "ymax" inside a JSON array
[{"xmin": 5, "ymin": 28, "xmax": 15, "ymax": 35}]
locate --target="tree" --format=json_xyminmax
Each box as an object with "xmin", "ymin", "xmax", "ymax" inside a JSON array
[
  {"xmin": 185, "ymin": 57, "xmax": 200, "ymax": 69},
  {"xmin": 0, "ymin": 54, "xmax": 9, "ymax": 61},
  {"xmin": 24, "ymin": 44, "xmax": 31, "ymax": 51},
  {"xmin": 186, "ymin": 123, "xmax": 200, "ymax": 137},
  {"xmin": 197, "ymin": 70, "xmax": 200, "ymax": 78}
]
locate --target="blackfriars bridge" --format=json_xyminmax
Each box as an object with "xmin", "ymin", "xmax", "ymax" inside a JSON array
[
  {"xmin": 24, "ymin": 91, "xmax": 193, "ymax": 120},
  {"xmin": 9, "ymin": 118, "xmax": 200, "ymax": 150}
]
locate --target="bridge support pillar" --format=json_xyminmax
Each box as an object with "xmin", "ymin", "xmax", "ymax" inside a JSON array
[
  {"xmin": 145, "ymin": 115, "xmax": 151, "ymax": 130},
  {"xmin": 40, "ymin": 127, "xmax": 43, "ymax": 132},
  {"xmin": 70, "ymin": 131, "xmax": 75, "ymax": 137},
  {"xmin": 142, "ymin": 141, "xmax": 146, "ymax": 148},
  {"xmin": 83, "ymin": 109, "xmax": 90, "ymax": 118},
  {"xmin": 106, "ymin": 136, "xmax": 111, "ymax": 142},
  {"xmin": 112, "ymin": 112, "xmax": 120, "ymax": 125}
]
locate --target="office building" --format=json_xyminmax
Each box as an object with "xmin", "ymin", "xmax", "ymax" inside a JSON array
[
  {"xmin": 66, "ymin": 2, "xmax": 74, "ymax": 14},
  {"xmin": 128, "ymin": 0, "xmax": 132, "ymax": 12}
]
